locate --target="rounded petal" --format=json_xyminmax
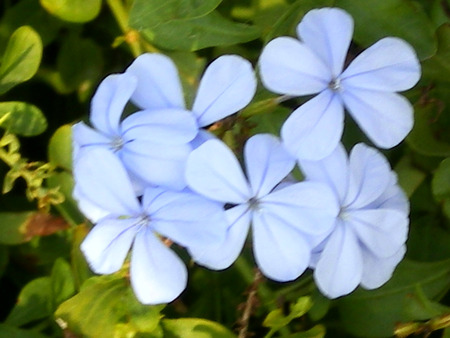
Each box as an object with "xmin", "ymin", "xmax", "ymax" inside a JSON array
[
  {"xmin": 346, "ymin": 209, "xmax": 408, "ymax": 258},
  {"xmin": 185, "ymin": 139, "xmax": 251, "ymax": 204},
  {"xmin": 281, "ymin": 90, "xmax": 344, "ymax": 160},
  {"xmin": 91, "ymin": 73, "xmax": 137, "ymax": 136},
  {"xmin": 192, "ymin": 55, "xmax": 257, "ymax": 127},
  {"xmin": 121, "ymin": 141, "xmax": 192, "ymax": 190},
  {"xmin": 298, "ymin": 143, "xmax": 349, "ymax": 203},
  {"xmin": 126, "ymin": 53, "xmax": 185, "ymax": 110},
  {"xmin": 244, "ymin": 134, "xmax": 295, "ymax": 198},
  {"xmin": 189, "ymin": 204, "xmax": 251, "ymax": 270},
  {"xmin": 121, "ymin": 109, "xmax": 197, "ymax": 145},
  {"xmin": 145, "ymin": 188, "xmax": 227, "ymax": 248},
  {"xmin": 252, "ymin": 211, "xmax": 311, "ymax": 281},
  {"xmin": 190, "ymin": 129, "xmax": 216, "ymax": 149},
  {"xmin": 260, "ymin": 181, "xmax": 339, "ymax": 241},
  {"xmin": 72, "ymin": 185, "xmax": 110, "ymax": 223},
  {"xmin": 360, "ymin": 245, "xmax": 406, "ymax": 290},
  {"xmin": 130, "ymin": 227, "xmax": 187, "ymax": 304},
  {"xmin": 344, "ymin": 143, "xmax": 392, "ymax": 209},
  {"xmin": 314, "ymin": 222, "xmax": 363, "ymax": 298},
  {"xmin": 81, "ymin": 218, "xmax": 138, "ymax": 274},
  {"xmin": 297, "ymin": 7, "xmax": 353, "ymax": 76},
  {"xmin": 72, "ymin": 122, "xmax": 111, "ymax": 149},
  {"xmin": 259, "ymin": 37, "xmax": 330, "ymax": 96},
  {"xmin": 73, "ymin": 147, "xmax": 141, "ymax": 216},
  {"xmin": 342, "ymin": 37, "xmax": 421, "ymax": 92},
  {"xmin": 367, "ymin": 174, "xmax": 410, "ymax": 214},
  {"xmin": 341, "ymin": 89, "xmax": 414, "ymax": 149}
]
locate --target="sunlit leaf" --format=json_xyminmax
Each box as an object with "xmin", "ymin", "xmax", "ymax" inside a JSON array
[
  {"xmin": 48, "ymin": 125, "xmax": 73, "ymax": 171},
  {"xmin": 0, "ymin": 26, "xmax": 42, "ymax": 95},
  {"xmin": 161, "ymin": 318, "xmax": 236, "ymax": 337},
  {"xmin": 50, "ymin": 258, "xmax": 75, "ymax": 310},
  {"xmin": 0, "ymin": 101, "xmax": 47, "ymax": 136},
  {"xmin": 39, "ymin": 0, "xmax": 102, "ymax": 23}
]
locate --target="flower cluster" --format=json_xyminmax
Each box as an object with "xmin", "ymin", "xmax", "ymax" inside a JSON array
[{"xmin": 72, "ymin": 7, "xmax": 420, "ymax": 304}]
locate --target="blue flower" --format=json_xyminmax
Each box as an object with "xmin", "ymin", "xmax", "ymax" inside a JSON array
[
  {"xmin": 72, "ymin": 73, "xmax": 198, "ymax": 190},
  {"xmin": 125, "ymin": 53, "xmax": 257, "ymax": 146},
  {"xmin": 185, "ymin": 134, "xmax": 339, "ymax": 281},
  {"xmin": 298, "ymin": 143, "xmax": 409, "ymax": 298},
  {"xmin": 259, "ymin": 7, "xmax": 421, "ymax": 160},
  {"xmin": 73, "ymin": 147, "xmax": 227, "ymax": 304}
]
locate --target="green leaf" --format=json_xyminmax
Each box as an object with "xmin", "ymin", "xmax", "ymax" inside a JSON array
[
  {"xmin": 0, "ymin": 26, "xmax": 43, "ymax": 95},
  {"xmin": 5, "ymin": 277, "xmax": 51, "ymax": 327},
  {"xmin": 161, "ymin": 318, "xmax": 236, "ymax": 338},
  {"xmin": 48, "ymin": 124, "xmax": 73, "ymax": 170},
  {"xmin": 56, "ymin": 35, "xmax": 103, "ymax": 98},
  {"xmin": 407, "ymin": 104, "xmax": 450, "ymax": 157},
  {"xmin": 264, "ymin": 297, "xmax": 312, "ymax": 332},
  {"xmin": 334, "ymin": 0, "xmax": 437, "ymax": 60},
  {"xmin": 0, "ymin": 211, "xmax": 36, "ymax": 245},
  {"xmin": 39, "ymin": 0, "xmax": 102, "ymax": 23},
  {"xmin": 422, "ymin": 24, "xmax": 450, "ymax": 82},
  {"xmin": 129, "ymin": 0, "xmax": 222, "ymax": 29},
  {"xmin": 0, "ymin": 324, "xmax": 47, "ymax": 338},
  {"xmin": 0, "ymin": 245, "xmax": 8, "ymax": 278},
  {"xmin": 0, "ymin": 101, "xmax": 47, "ymax": 136},
  {"xmin": 55, "ymin": 275, "xmax": 164, "ymax": 337},
  {"xmin": 286, "ymin": 325, "xmax": 326, "ymax": 338},
  {"xmin": 395, "ymin": 154, "xmax": 427, "ymax": 198},
  {"xmin": 50, "ymin": 258, "xmax": 75, "ymax": 310},
  {"xmin": 338, "ymin": 259, "xmax": 450, "ymax": 337},
  {"xmin": 432, "ymin": 157, "xmax": 450, "ymax": 200},
  {"xmin": 136, "ymin": 11, "xmax": 261, "ymax": 51}
]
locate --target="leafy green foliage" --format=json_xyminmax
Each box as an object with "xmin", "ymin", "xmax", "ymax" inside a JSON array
[{"xmin": 39, "ymin": 0, "xmax": 102, "ymax": 23}]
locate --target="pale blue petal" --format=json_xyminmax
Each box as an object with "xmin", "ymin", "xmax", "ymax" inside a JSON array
[
  {"xmin": 259, "ymin": 37, "xmax": 330, "ymax": 96},
  {"xmin": 298, "ymin": 143, "xmax": 349, "ymax": 204},
  {"xmin": 145, "ymin": 189, "xmax": 227, "ymax": 248},
  {"xmin": 260, "ymin": 182, "xmax": 339, "ymax": 243},
  {"xmin": 72, "ymin": 122, "xmax": 111, "ymax": 150},
  {"xmin": 185, "ymin": 139, "xmax": 251, "ymax": 203},
  {"xmin": 344, "ymin": 143, "xmax": 392, "ymax": 209},
  {"xmin": 188, "ymin": 204, "xmax": 251, "ymax": 270},
  {"xmin": 130, "ymin": 227, "xmax": 187, "ymax": 304},
  {"xmin": 90, "ymin": 74, "xmax": 137, "ymax": 136},
  {"xmin": 192, "ymin": 55, "xmax": 257, "ymax": 127},
  {"xmin": 244, "ymin": 134, "xmax": 295, "ymax": 198},
  {"xmin": 281, "ymin": 90, "xmax": 344, "ymax": 160},
  {"xmin": 297, "ymin": 7, "xmax": 353, "ymax": 77},
  {"xmin": 190, "ymin": 129, "xmax": 216, "ymax": 149},
  {"xmin": 121, "ymin": 109, "xmax": 197, "ymax": 145},
  {"xmin": 72, "ymin": 185, "xmax": 110, "ymax": 223},
  {"xmin": 341, "ymin": 89, "xmax": 414, "ymax": 148},
  {"xmin": 360, "ymin": 245, "xmax": 406, "ymax": 290},
  {"xmin": 73, "ymin": 147, "xmax": 141, "ymax": 216},
  {"xmin": 252, "ymin": 210, "xmax": 311, "ymax": 282},
  {"xmin": 121, "ymin": 141, "xmax": 192, "ymax": 190},
  {"xmin": 126, "ymin": 53, "xmax": 185, "ymax": 110},
  {"xmin": 342, "ymin": 37, "xmax": 421, "ymax": 91},
  {"xmin": 314, "ymin": 222, "xmax": 363, "ymax": 298},
  {"xmin": 80, "ymin": 218, "xmax": 138, "ymax": 274},
  {"xmin": 346, "ymin": 209, "xmax": 408, "ymax": 258}
]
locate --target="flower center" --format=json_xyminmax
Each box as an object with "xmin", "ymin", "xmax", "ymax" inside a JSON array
[
  {"xmin": 110, "ymin": 136, "xmax": 125, "ymax": 152},
  {"xmin": 338, "ymin": 207, "xmax": 350, "ymax": 221},
  {"xmin": 136, "ymin": 214, "xmax": 150, "ymax": 229},
  {"xmin": 249, "ymin": 197, "xmax": 265, "ymax": 213},
  {"xmin": 329, "ymin": 77, "xmax": 342, "ymax": 92}
]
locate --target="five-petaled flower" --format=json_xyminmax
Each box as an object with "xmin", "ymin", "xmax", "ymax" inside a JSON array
[
  {"xmin": 185, "ymin": 134, "xmax": 339, "ymax": 281},
  {"xmin": 73, "ymin": 147, "xmax": 227, "ymax": 304},
  {"xmin": 299, "ymin": 143, "xmax": 409, "ymax": 298},
  {"xmin": 259, "ymin": 7, "xmax": 421, "ymax": 160}
]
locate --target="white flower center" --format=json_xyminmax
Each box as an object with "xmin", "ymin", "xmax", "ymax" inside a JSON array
[
  {"xmin": 110, "ymin": 136, "xmax": 125, "ymax": 152},
  {"xmin": 338, "ymin": 207, "xmax": 350, "ymax": 221},
  {"xmin": 329, "ymin": 77, "xmax": 342, "ymax": 92},
  {"xmin": 249, "ymin": 197, "xmax": 265, "ymax": 213}
]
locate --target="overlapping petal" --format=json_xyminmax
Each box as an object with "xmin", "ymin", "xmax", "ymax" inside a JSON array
[
  {"xmin": 73, "ymin": 147, "xmax": 140, "ymax": 216},
  {"xmin": 281, "ymin": 90, "xmax": 344, "ymax": 160},
  {"xmin": 121, "ymin": 108, "xmax": 197, "ymax": 145},
  {"xmin": 244, "ymin": 134, "xmax": 295, "ymax": 198},
  {"xmin": 130, "ymin": 227, "xmax": 187, "ymax": 304},
  {"xmin": 342, "ymin": 37, "xmax": 421, "ymax": 92},
  {"xmin": 81, "ymin": 218, "xmax": 138, "ymax": 274},
  {"xmin": 186, "ymin": 139, "xmax": 251, "ymax": 203},
  {"xmin": 341, "ymin": 89, "xmax": 414, "ymax": 149},
  {"xmin": 189, "ymin": 204, "xmax": 251, "ymax": 270},
  {"xmin": 192, "ymin": 55, "xmax": 256, "ymax": 127},
  {"xmin": 90, "ymin": 73, "xmax": 137, "ymax": 136},
  {"xmin": 297, "ymin": 7, "xmax": 353, "ymax": 77},
  {"xmin": 252, "ymin": 211, "xmax": 311, "ymax": 281},
  {"xmin": 314, "ymin": 222, "xmax": 363, "ymax": 298},
  {"xmin": 344, "ymin": 143, "xmax": 392, "ymax": 209},
  {"xmin": 126, "ymin": 53, "xmax": 185, "ymax": 110},
  {"xmin": 259, "ymin": 37, "xmax": 330, "ymax": 96}
]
